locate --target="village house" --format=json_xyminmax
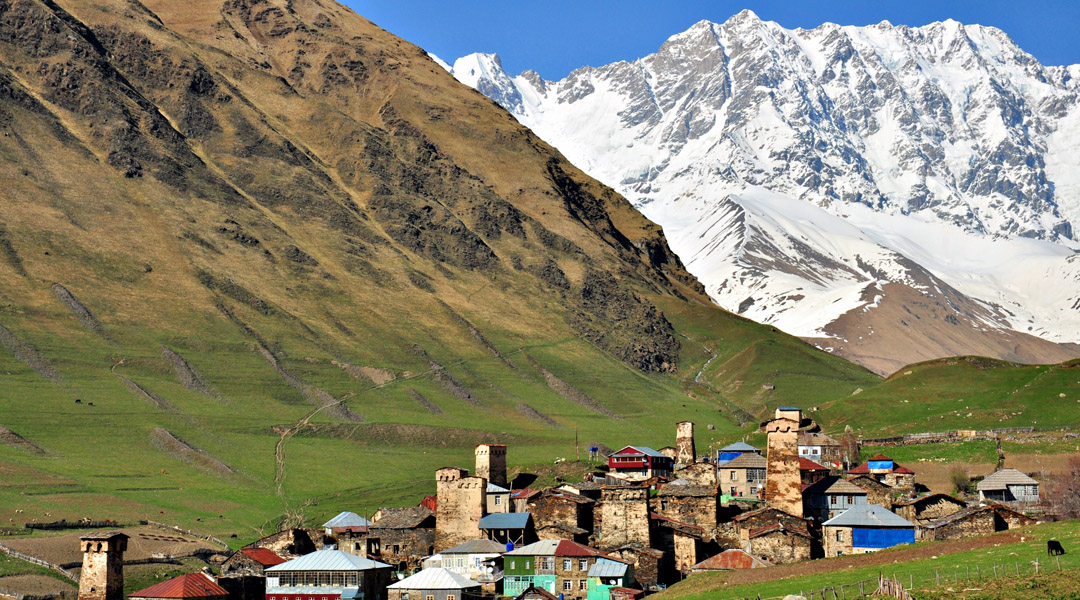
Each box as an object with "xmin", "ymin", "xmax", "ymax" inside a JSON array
[
  {"xmin": 511, "ymin": 489, "xmax": 542, "ymax": 513},
  {"xmin": 731, "ymin": 507, "xmax": 809, "ymax": 547},
  {"xmin": 325, "ymin": 512, "xmax": 371, "ymax": 537},
  {"xmin": 847, "ymin": 455, "xmax": 915, "ymax": 492},
  {"xmin": 798, "ymin": 432, "xmax": 844, "ymax": 469},
  {"xmin": 607, "ymin": 447, "xmax": 674, "ymax": 480},
  {"xmin": 503, "ymin": 540, "xmax": 627, "ymax": 600},
  {"xmin": 892, "ymin": 493, "xmax": 967, "ymax": 525},
  {"xmin": 594, "ymin": 487, "xmax": 651, "ymax": 550},
  {"xmin": 846, "ymin": 475, "xmax": 896, "ymax": 511},
  {"xmin": 650, "ymin": 513, "xmax": 714, "ymax": 577},
  {"xmin": 219, "ymin": 548, "xmax": 286, "ymax": 600},
  {"xmin": 479, "ymin": 512, "xmax": 534, "ymax": 547},
  {"xmin": 690, "ymin": 549, "xmax": 771, "ymax": 573},
  {"xmin": 585, "ymin": 558, "xmax": 635, "ymax": 600},
  {"xmin": 917, "ymin": 503, "xmax": 1036, "ymax": 542},
  {"xmin": 717, "ymin": 452, "xmax": 767, "ymax": 499},
  {"xmin": 744, "ymin": 522, "xmax": 812, "ymax": 564},
  {"xmin": 243, "ymin": 529, "xmax": 321, "ymax": 558},
  {"xmin": 512, "ymin": 586, "xmax": 558, "ymax": 600},
  {"xmin": 423, "ymin": 539, "xmax": 504, "ymax": 592},
  {"xmin": 528, "ymin": 491, "xmax": 593, "ymax": 544},
  {"xmin": 715, "ymin": 442, "xmax": 761, "ymax": 466},
  {"xmin": 386, "ymin": 568, "xmax": 481, "ymax": 600},
  {"xmin": 265, "ymin": 549, "xmax": 393, "ymax": 600},
  {"xmin": 486, "ymin": 483, "xmax": 511, "ymax": 514},
  {"xmin": 802, "ymin": 476, "xmax": 868, "ymax": 521},
  {"xmin": 435, "ymin": 468, "xmax": 487, "ymax": 552},
  {"xmin": 799, "ymin": 458, "xmax": 829, "ymax": 486},
  {"xmin": 822, "ymin": 504, "xmax": 915, "ymax": 557},
  {"xmin": 976, "ymin": 469, "xmax": 1040, "ymax": 504},
  {"xmin": 673, "ymin": 462, "xmax": 717, "ymax": 487},
  {"xmin": 604, "ymin": 545, "xmax": 663, "ymax": 589},
  {"xmin": 654, "ymin": 483, "xmax": 719, "ymax": 532},
  {"xmin": 363, "ymin": 507, "xmax": 437, "ymax": 572},
  {"xmin": 129, "ymin": 573, "xmax": 228, "ymax": 600}
]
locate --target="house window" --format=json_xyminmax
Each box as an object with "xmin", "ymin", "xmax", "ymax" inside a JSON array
[
  {"xmin": 564, "ymin": 559, "xmax": 572, "ymax": 571},
  {"xmin": 830, "ymin": 496, "xmax": 837, "ymax": 505},
  {"xmin": 426, "ymin": 595, "xmax": 434, "ymax": 600},
  {"xmin": 730, "ymin": 471, "xmax": 738, "ymax": 481},
  {"xmin": 510, "ymin": 560, "xmax": 516, "ymax": 570},
  {"xmin": 835, "ymin": 530, "xmax": 842, "ymax": 542},
  {"xmin": 402, "ymin": 595, "xmax": 409, "ymax": 600},
  {"xmin": 495, "ymin": 496, "xmax": 502, "ymax": 505},
  {"xmin": 579, "ymin": 559, "xmax": 588, "ymax": 571},
  {"xmin": 563, "ymin": 580, "xmax": 573, "ymax": 592},
  {"xmin": 447, "ymin": 595, "xmax": 455, "ymax": 600},
  {"xmin": 579, "ymin": 580, "xmax": 588, "ymax": 591},
  {"xmin": 847, "ymin": 495, "xmax": 853, "ymax": 504}
]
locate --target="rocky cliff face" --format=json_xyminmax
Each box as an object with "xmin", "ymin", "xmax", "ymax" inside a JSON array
[{"xmin": 447, "ymin": 11, "xmax": 1080, "ymax": 374}]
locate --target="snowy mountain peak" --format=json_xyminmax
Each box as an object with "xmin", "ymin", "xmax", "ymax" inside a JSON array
[{"xmin": 445, "ymin": 15, "xmax": 1080, "ymax": 373}]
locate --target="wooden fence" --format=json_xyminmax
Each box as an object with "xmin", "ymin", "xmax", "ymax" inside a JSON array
[
  {"xmin": 142, "ymin": 520, "xmax": 229, "ymax": 550},
  {"xmin": 0, "ymin": 543, "xmax": 80, "ymax": 583}
]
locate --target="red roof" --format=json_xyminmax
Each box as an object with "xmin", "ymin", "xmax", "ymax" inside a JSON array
[
  {"xmin": 799, "ymin": 458, "xmax": 829, "ymax": 471},
  {"xmin": 554, "ymin": 540, "xmax": 616, "ymax": 558},
  {"xmin": 692, "ymin": 549, "xmax": 771, "ymax": 570},
  {"xmin": 512, "ymin": 489, "xmax": 541, "ymax": 500},
  {"xmin": 848, "ymin": 455, "xmax": 914, "ymax": 475},
  {"xmin": 419, "ymin": 495, "xmax": 437, "ymax": 511},
  {"xmin": 240, "ymin": 548, "xmax": 285, "ymax": 567},
  {"xmin": 130, "ymin": 573, "xmax": 228, "ymax": 599}
]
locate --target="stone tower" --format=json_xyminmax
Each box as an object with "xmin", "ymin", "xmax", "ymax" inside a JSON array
[
  {"xmin": 675, "ymin": 421, "xmax": 696, "ymax": 466},
  {"xmin": 474, "ymin": 444, "xmax": 507, "ymax": 488},
  {"xmin": 78, "ymin": 532, "xmax": 128, "ymax": 600},
  {"xmin": 434, "ymin": 467, "xmax": 487, "ymax": 552},
  {"xmin": 595, "ymin": 487, "xmax": 650, "ymax": 550},
  {"xmin": 764, "ymin": 406, "xmax": 802, "ymax": 517}
]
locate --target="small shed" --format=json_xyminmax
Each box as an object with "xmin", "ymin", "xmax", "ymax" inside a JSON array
[
  {"xmin": 977, "ymin": 469, "xmax": 1040, "ymax": 503},
  {"xmin": 387, "ymin": 568, "xmax": 480, "ymax": 600},
  {"xmin": 130, "ymin": 573, "xmax": 228, "ymax": 600},
  {"xmin": 479, "ymin": 512, "xmax": 533, "ymax": 546}
]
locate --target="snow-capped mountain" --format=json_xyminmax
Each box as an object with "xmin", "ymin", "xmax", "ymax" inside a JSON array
[{"xmin": 443, "ymin": 11, "xmax": 1080, "ymax": 374}]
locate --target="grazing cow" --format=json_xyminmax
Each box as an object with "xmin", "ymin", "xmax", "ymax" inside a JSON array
[{"xmin": 1048, "ymin": 540, "xmax": 1066, "ymax": 556}]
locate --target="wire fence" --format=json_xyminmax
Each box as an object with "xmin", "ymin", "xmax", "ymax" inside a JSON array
[{"xmin": 730, "ymin": 551, "xmax": 1076, "ymax": 600}]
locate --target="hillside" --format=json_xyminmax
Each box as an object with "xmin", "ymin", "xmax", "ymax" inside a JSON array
[
  {"xmin": 445, "ymin": 13, "xmax": 1080, "ymax": 375},
  {"xmin": 0, "ymin": 0, "xmax": 881, "ymax": 536}
]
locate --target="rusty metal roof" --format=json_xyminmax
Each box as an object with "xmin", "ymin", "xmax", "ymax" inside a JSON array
[
  {"xmin": 239, "ymin": 548, "xmax": 286, "ymax": 567},
  {"xmin": 692, "ymin": 549, "xmax": 772, "ymax": 570},
  {"xmin": 129, "ymin": 573, "xmax": 227, "ymax": 599}
]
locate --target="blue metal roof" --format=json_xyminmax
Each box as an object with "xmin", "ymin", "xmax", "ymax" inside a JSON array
[
  {"xmin": 479, "ymin": 512, "xmax": 531, "ymax": 530},
  {"xmin": 587, "ymin": 558, "xmax": 628, "ymax": 577},
  {"xmin": 823, "ymin": 504, "xmax": 915, "ymax": 529},
  {"xmin": 719, "ymin": 442, "xmax": 759, "ymax": 452},
  {"xmin": 612, "ymin": 446, "xmax": 668, "ymax": 459},
  {"xmin": 777, "ymin": 406, "xmax": 800, "ymax": 411}
]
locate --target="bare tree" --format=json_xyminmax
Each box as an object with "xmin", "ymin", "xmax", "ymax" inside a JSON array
[
  {"xmin": 841, "ymin": 426, "xmax": 860, "ymax": 469},
  {"xmin": 1046, "ymin": 454, "xmax": 1080, "ymax": 520}
]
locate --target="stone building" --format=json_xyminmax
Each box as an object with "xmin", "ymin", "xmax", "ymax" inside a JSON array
[
  {"xmin": 917, "ymin": 504, "xmax": 1036, "ymax": 542},
  {"xmin": 674, "ymin": 462, "xmax": 717, "ymax": 487},
  {"xmin": 822, "ymin": 504, "xmax": 915, "ymax": 557},
  {"xmin": 594, "ymin": 487, "xmax": 650, "ymax": 550},
  {"xmin": 78, "ymin": 533, "xmax": 128, "ymax": 600},
  {"xmin": 732, "ymin": 507, "xmax": 808, "ymax": 546},
  {"xmin": 799, "ymin": 458, "xmax": 829, "ymax": 486},
  {"xmin": 435, "ymin": 467, "xmax": 487, "ymax": 552},
  {"xmin": 486, "ymin": 483, "xmax": 511, "ymax": 514},
  {"xmin": 847, "ymin": 455, "xmax": 915, "ymax": 492},
  {"xmin": 893, "ymin": 493, "xmax": 967, "ymax": 526},
  {"xmin": 654, "ymin": 484, "xmax": 718, "ymax": 533},
  {"xmin": 387, "ymin": 567, "xmax": 481, "ymax": 600},
  {"xmin": 802, "ymin": 476, "xmax": 868, "ymax": 522},
  {"xmin": 605, "ymin": 545, "xmax": 662, "ymax": 589},
  {"xmin": 977, "ymin": 469, "xmax": 1040, "ymax": 504},
  {"xmin": 847, "ymin": 475, "xmax": 895, "ymax": 511},
  {"xmin": 764, "ymin": 407, "xmax": 803, "ymax": 517},
  {"xmin": 675, "ymin": 422, "xmax": 696, "ymax": 466},
  {"xmin": 244, "ymin": 529, "xmax": 320, "ymax": 557},
  {"xmin": 479, "ymin": 513, "xmax": 534, "ymax": 547},
  {"xmin": 219, "ymin": 548, "xmax": 286, "ymax": 600},
  {"xmin": 366, "ymin": 507, "xmax": 437, "ymax": 571},
  {"xmin": 650, "ymin": 515, "xmax": 711, "ymax": 578},
  {"xmin": 324, "ymin": 512, "xmax": 371, "ymax": 536},
  {"xmin": 475, "ymin": 444, "xmax": 507, "ymax": 488},
  {"xmin": 745, "ymin": 522, "xmax": 812, "ymax": 564},
  {"xmin": 423, "ymin": 539, "xmax": 504, "ymax": 592},
  {"xmin": 528, "ymin": 491, "xmax": 593, "ymax": 544},
  {"xmin": 718, "ymin": 452, "xmax": 767, "ymax": 499},
  {"xmin": 129, "ymin": 573, "xmax": 228, "ymax": 600},
  {"xmin": 715, "ymin": 442, "xmax": 760, "ymax": 466},
  {"xmin": 798, "ymin": 432, "xmax": 844, "ymax": 469}
]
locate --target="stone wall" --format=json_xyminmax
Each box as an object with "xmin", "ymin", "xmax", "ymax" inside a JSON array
[
  {"xmin": 77, "ymin": 535, "xmax": 125, "ymax": 600},
  {"xmin": 672, "ymin": 533, "xmax": 698, "ymax": 576},
  {"xmin": 848, "ymin": 477, "xmax": 894, "ymax": 511},
  {"xmin": 595, "ymin": 488, "xmax": 650, "ymax": 550},
  {"xmin": 435, "ymin": 468, "xmax": 486, "ymax": 551},
  {"xmin": 607, "ymin": 546, "xmax": 661, "ymax": 588},
  {"xmin": 653, "ymin": 491, "xmax": 717, "ymax": 533},
  {"xmin": 765, "ymin": 411, "xmax": 803, "ymax": 518},
  {"xmin": 748, "ymin": 529, "xmax": 811, "ymax": 564},
  {"xmin": 475, "ymin": 444, "xmax": 507, "ymax": 488},
  {"xmin": 675, "ymin": 422, "xmax": 695, "ymax": 466},
  {"xmin": 675, "ymin": 463, "xmax": 716, "ymax": 486},
  {"xmin": 822, "ymin": 525, "xmax": 850, "ymax": 558}
]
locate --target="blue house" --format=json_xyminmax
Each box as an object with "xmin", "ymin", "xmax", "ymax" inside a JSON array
[{"xmin": 822, "ymin": 504, "xmax": 915, "ymax": 557}]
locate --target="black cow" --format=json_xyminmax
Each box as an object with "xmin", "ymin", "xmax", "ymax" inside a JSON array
[{"xmin": 1048, "ymin": 540, "xmax": 1066, "ymax": 556}]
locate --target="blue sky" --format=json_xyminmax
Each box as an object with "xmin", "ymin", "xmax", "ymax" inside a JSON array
[{"xmin": 346, "ymin": 1, "xmax": 1080, "ymax": 79}]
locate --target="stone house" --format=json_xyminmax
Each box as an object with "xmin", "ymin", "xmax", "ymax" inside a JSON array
[
  {"xmin": 503, "ymin": 540, "xmax": 628, "ymax": 600},
  {"xmin": 715, "ymin": 442, "xmax": 760, "ymax": 466},
  {"xmin": 608, "ymin": 447, "xmax": 674, "ymax": 480},
  {"xmin": 243, "ymin": 529, "xmax": 321, "ymax": 558},
  {"xmin": 745, "ymin": 522, "xmax": 812, "ymax": 564},
  {"xmin": 511, "ymin": 489, "xmax": 542, "ymax": 513},
  {"xmin": 764, "ymin": 407, "xmax": 804, "ymax": 518},
  {"xmin": 594, "ymin": 487, "xmax": 650, "ymax": 550},
  {"xmin": 265, "ymin": 549, "xmax": 393, "ymax": 600},
  {"xmin": 527, "ymin": 491, "xmax": 594, "ymax": 543},
  {"xmin": 360, "ymin": 507, "xmax": 436, "ymax": 572},
  {"xmin": 486, "ymin": 483, "xmax": 511, "ymax": 514},
  {"xmin": 654, "ymin": 484, "xmax": 718, "ymax": 532},
  {"xmin": 435, "ymin": 468, "xmax": 486, "ymax": 552},
  {"xmin": 479, "ymin": 512, "xmax": 534, "ymax": 547},
  {"xmin": 422, "ymin": 538, "xmax": 504, "ymax": 592},
  {"xmin": 219, "ymin": 548, "xmax": 286, "ymax": 600},
  {"xmin": 917, "ymin": 504, "xmax": 1036, "ymax": 542},
  {"xmin": 847, "ymin": 455, "xmax": 915, "ymax": 492},
  {"xmin": 79, "ymin": 532, "xmax": 127, "ymax": 600},
  {"xmin": 674, "ymin": 462, "xmax": 718, "ymax": 486},
  {"xmin": 803, "ymin": 476, "xmax": 868, "ymax": 522},
  {"xmin": 893, "ymin": 493, "xmax": 967, "ymax": 525},
  {"xmin": 799, "ymin": 458, "xmax": 829, "ymax": 486},
  {"xmin": 846, "ymin": 475, "xmax": 896, "ymax": 511},
  {"xmin": 129, "ymin": 573, "xmax": 228, "ymax": 600},
  {"xmin": 605, "ymin": 545, "xmax": 662, "ymax": 589},
  {"xmin": 718, "ymin": 452, "xmax": 767, "ymax": 499},
  {"xmin": 731, "ymin": 507, "xmax": 808, "ymax": 546},
  {"xmin": 690, "ymin": 549, "xmax": 771, "ymax": 573},
  {"xmin": 650, "ymin": 514, "xmax": 712, "ymax": 577},
  {"xmin": 977, "ymin": 469, "xmax": 1040, "ymax": 504},
  {"xmin": 822, "ymin": 504, "xmax": 915, "ymax": 558},
  {"xmin": 324, "ymin": 512, "xmax": 371, "ymax": 536},
  {"xmin": 387, "ymin": 568, "xmax": 481, "ymax": 600},
  {"xmin": 798, "ymin": 432, "xmax": 844, "ymax": 469}
]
